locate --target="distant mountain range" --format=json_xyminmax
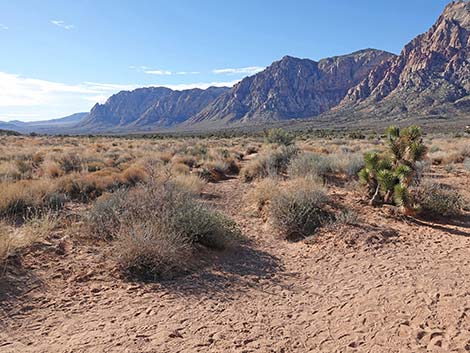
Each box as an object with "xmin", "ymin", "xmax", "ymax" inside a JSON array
[
  {"xmin": 0, "ymin": 113, "xmax": 87, "ymax": 134},
  {"xmin": 3, "ymin": 1, "xmax": 469, "ymax": 134}
]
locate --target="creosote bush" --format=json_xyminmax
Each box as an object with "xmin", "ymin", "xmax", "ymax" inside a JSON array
[{"xmin": 86, "ymin": 181, "xmax": 242, "ymax": 279}]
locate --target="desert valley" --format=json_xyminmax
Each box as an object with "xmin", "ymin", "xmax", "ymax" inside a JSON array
[{"xmin": 1, "ymin": 1, "xmax": 470, "ymax": 352}]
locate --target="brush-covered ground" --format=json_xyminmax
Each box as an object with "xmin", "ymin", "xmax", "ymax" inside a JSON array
[{"xmin": 0, "ymin": 129, "xmax": 469, "ymax": 353}]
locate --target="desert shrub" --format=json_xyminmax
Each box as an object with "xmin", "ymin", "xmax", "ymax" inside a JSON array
[
  {"xmin": 57, "ymin": 152, "xmax": 83, "ymax": 173},
  {"xmin": 15, "ymin": 159, "xmax": 33, "ymax": 179},
  {"xmin": 85, "ymin": 190, "xmax": 128, "ymax": 240},
  {"xmin": 121, "ymin": 165, "xmax": 148, "ymax": 186},
  {"xmin": 240, "ymin": 157, "xmax": 269, "ymax": 182},
  {"xmin": 265, "ymin": 128, "xmax": 295, "ymax": 146},
  {"xmin": 334, "ymin": 208, "xmax": 359, "ymax": 225},
  {"xmin": 246, "ymin": 178, "xmax": 279, "ymax": 214},
  {"xmin": 86, "ymin": 160, "xmax": 106, "ymax": 172},
  {"xmin": 245, "ymin": 145, "xmax": 259, "ymax": 155},
  {"xmin": 241, "ymin": 146, "xmax": 298, "ymax": 182},
  {"xmin": 198, "ymin": 162, "xmax": 227, "ymax": 182},
  {"xmin": 334, "ymin": 153, "xmax": 365, "ymax": 178},
  {"xmin": 32, "ymin": 152, "xmax": 45, "ymax": 166},
  {"xmin": 288, "ymin": 152, "xmax": 332, "ymax": 181},
  {"xmin": 155, "ymin": 151, "xmax": 173, "ymax": 164},
  {"xmin": 358, "ymin": 125, "xmax": 427, "ymax": 213},
  {"xmin": 42, "ymin": 160, "xmax": 63, "ymax": 178},
  {"xmin": 270, "ymin": 180, "xmax": 330, "ymax": 240},
  {"xmin": 0, "ymin": 180, "xmax": 63, "ymax": 220},
  {"xmin": 464, "ymin": 157, "xmax": 470, "ymax": 171},
  {"xmin": 413, "ymin": 180, "xmax": 464, "ymax": 217},
  {"xmin": 171, "ymin": 174, "xmax": 206, "ymax": 195},
  {"xmin": 171, "ymin": 154, "xmax": 197, "ymax": 168},
  {"xmin": 0, "ymin": 161, "xmax": 21, "ymax": 181},
  {"xmin": 87, "ymin": 182, "xmax": 241, "ymax": 279},
  {"xmin": 170, "ymin": 162, "xmax": 190, "ymax": 175},
  {"xmin": 0, "ymin": 222, "xmax": 11, "ymax": 263}
]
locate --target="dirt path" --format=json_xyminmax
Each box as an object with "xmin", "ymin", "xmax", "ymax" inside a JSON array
[{"xmin": 1, "ymin": 160, "xmax": 470, "ymax": 352}]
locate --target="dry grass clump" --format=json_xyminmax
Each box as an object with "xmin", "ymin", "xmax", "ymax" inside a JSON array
[
  {"xmin": 246, "ymin": 178, "xmax": 279, "ymax": 215},
  {"xmin": 413, "ymin": 179, "xmax": 465, "ymax": 217},
  {"xmin": 240, "ymin": 146, "xmax": 298, "ymax": 182},
  {"xmin": 0, "ymin": 214, "xmax": 57, "ymax": 265},
  {"xmin": 0, "ymin": 222, "xmax": 12, "ymax": 263},
  {"xmin": 42, "ymin": 160, "xmax": 63, "ymax": 178},
  {"xmin": 269, "ymin": 179, "xmax": 330, "ymax": 240},
  {"xmin": 170, "ymin": 162, "xmax": 191, "ymax": 175},
  {"xmin": 0, "ymin": 180, "xmax": 64, "ymax": 220},
  {"xmin": 120, "ymin": 165, "xmax": 148, "ymax": 186},
  {"xmin": 57, "ymin": 152, "xmax": 83, "ymax": 173},
  {"xmin": 170, "ymin": 174, "xmax": 206, "ymax": 195},
  {"xmin": 86, "ymin": 181, "xmax": 241, "ymax": 279}
]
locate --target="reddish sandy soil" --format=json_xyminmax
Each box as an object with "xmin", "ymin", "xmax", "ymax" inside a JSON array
[{"xmin": 1, "ymin": 162, "xmax": 469, "ymax": 353}]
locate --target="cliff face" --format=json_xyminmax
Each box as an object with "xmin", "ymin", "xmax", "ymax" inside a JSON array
[
  {"xmin": 188, "ymin": 49, "xmax": 394, "ymax": 125},
  {"xmin": 340, "ymin": 1, "xmax": 470, "ymax": 115}
]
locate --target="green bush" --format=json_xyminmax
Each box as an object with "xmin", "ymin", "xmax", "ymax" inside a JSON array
[
  {"xmin": 358, "ymin": 125, "xmax": 427, "ymax": 212},
  {"xmin": 264, "ymin": 128, "xmax": 295, "ymax": 146}
]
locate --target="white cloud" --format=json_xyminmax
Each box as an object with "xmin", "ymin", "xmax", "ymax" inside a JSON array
[
  {"xmin": 144, "ymin": 69, "xmax": 172, "ymax": 75},
  {"xmin": 175, "ymin": 71, "xmax": 200, "ymax": 75},
  {"xmin": 0, "ymin": 24, "xmax": 8, "ymax": 30},
  {"xmin": 0, "ymin": 71, "xmax": 237, "ymax": 122},
  {"xmin": 132, "ymin": 66, "xmax": 200, "ymax": 76},
  {"xmin": 50, "ymin": 20, "xmax": 75, "ymax": 30},
  {"xmin": 213, "ymin": 66, "xmax": 265, "ymax": 75}
]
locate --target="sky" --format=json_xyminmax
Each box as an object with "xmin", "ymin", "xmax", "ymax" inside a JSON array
[{"xmin": 0, "ymin": 0, "xmax": 451, "ymax": 122}]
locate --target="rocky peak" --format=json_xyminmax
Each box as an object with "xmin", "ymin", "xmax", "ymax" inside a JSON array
[
  {"xmin": 340, "ymin": 1, "xmax": 470, "ymax": 114},
  {"xmin": 188, "ymin": 49, "xmax": 393, "ymax": 125}
]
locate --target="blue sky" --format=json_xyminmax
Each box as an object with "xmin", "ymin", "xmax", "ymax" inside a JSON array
[{"xmin": 0, "ymin": 0, "xmax": 451, "ymax": 121}]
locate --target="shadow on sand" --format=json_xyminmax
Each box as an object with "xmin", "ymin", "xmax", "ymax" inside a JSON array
[{"xmin": 146, "ymin": 243, "xmax": 285, "ymax": 298}]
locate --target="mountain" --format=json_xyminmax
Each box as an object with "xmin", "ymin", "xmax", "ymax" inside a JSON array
[
  {"xmin": 78, "ymin": 86, "xmax": 229, "ymax": 132},
  {"xmin": 0, "ymin": 112, "xmax": 88, "ymax": 134},
  {"xmin": 6, "ymin": 2, "xmax": 469, "ymax": 135},
  {"xmin": 338, "ymin": 1, "xmax": 470, "ymax": 117},
  {"xmin": 187, "ymin": 49, "xmax": 395, "ymax": 126}
]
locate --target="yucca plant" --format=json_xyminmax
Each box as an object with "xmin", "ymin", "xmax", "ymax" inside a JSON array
[{"xmin": 358, "ymin": 125, "xmax": 427, "ymax": 213}]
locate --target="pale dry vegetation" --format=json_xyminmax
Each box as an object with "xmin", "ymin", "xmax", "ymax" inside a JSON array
[{"xmin": 0, "ymin": 129, "xmax": 468, "ymax": 278}]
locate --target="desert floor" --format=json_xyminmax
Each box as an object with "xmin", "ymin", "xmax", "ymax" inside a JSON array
[{"xmin": 1, "ymin": 154, "xmax": 470, "ymax": 353}]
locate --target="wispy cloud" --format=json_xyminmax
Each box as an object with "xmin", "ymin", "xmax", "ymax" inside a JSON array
[
  {"xmin": 131, "ymin": 66, "xmax": 200, "ymax": 76},
  {"xmin": 0, "ymin": 71, "xmax": 238, "ymax": 122},
  {"xmin": 0, "ymin": 24, "xmax": 8, "ymax": 30},
  {"xmin": 50, "ymin": 20, "xmax": 75, "ymax": 30},
  {"xmin": 144, "ymin": 69, "xmax": 172, "ymax": 75},
  {"xmin": 175, "ymin": 71, "xmax": 200, "ymax": 75},
  {"xmin": 213, "ymin": 66, "xmax": 265, "ymax": 75}
]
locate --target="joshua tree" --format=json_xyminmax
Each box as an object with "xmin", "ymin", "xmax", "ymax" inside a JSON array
[{"xmin": 358, "ymin": 125, "xmax": 427, "ymax": 214}]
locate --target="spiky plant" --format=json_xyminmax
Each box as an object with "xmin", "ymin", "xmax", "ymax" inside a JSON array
[{"xmin": 358, "ymin": 125, "xmax": 427, "ymax": 213}]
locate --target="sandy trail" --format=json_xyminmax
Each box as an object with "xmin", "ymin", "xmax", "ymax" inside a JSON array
[{"xmin": 1, "ymin": 159, "xmax": 470, "ymax": 353}]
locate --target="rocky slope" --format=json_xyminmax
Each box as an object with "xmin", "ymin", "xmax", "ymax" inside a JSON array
[
  {"xmin": 78, "ymin": 87, "xmax": 229, "ymax": 132},
  {"xmin": 187, "ymin": 49, "xmax": 394, "ymax": 126},
  {"xmin": 338, "ymin": 1, "xmax": 470, "ymax": 117}
]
